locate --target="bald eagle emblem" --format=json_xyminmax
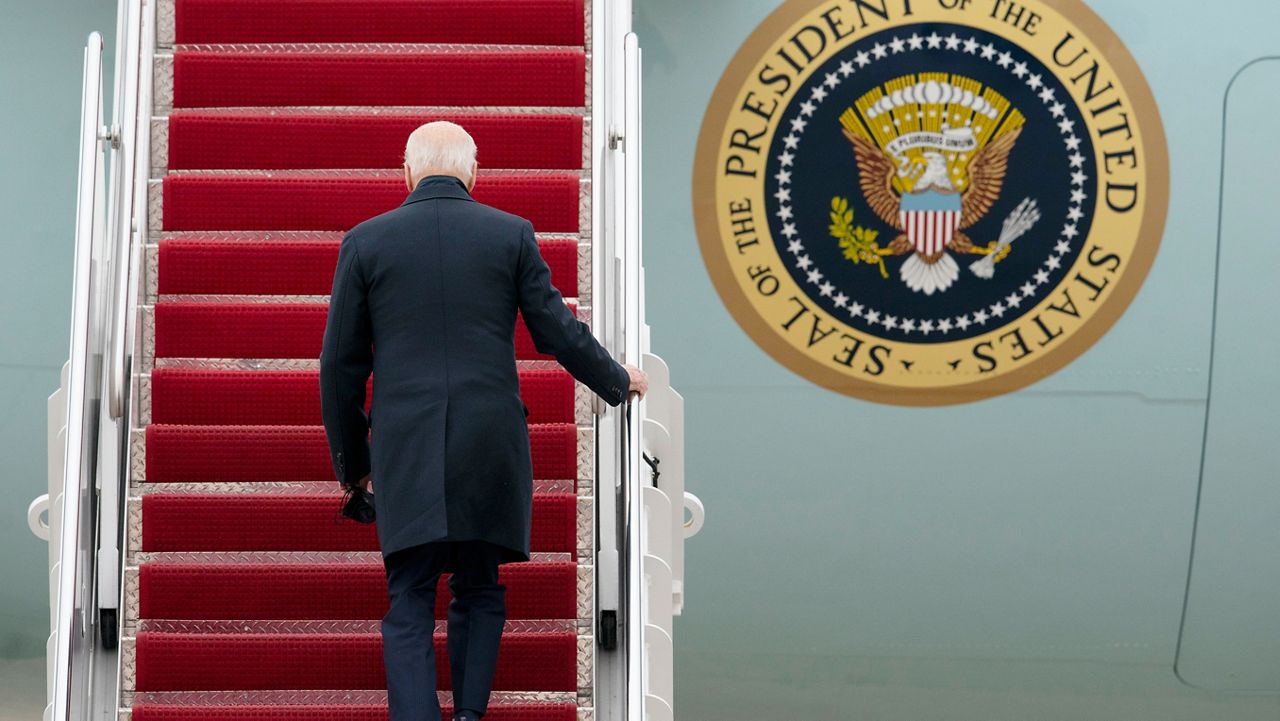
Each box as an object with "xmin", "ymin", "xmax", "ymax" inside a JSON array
[{"xmin": 839, "ymin": 74, "xmax": 1041, "ymax": 295}]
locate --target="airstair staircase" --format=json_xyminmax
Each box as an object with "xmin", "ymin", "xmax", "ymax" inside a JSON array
[{"xmin": 29, "ymin": 2, "xmax": 703, "ymax": 719}]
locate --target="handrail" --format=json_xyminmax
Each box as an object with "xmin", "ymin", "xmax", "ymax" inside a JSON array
[
  {"xmin": 95, "ymin": 0, "xmax": 153, "ymax": 682},
  {"xmin": 50, "ymin": 29, "xmax": 108, "ymax": 721},
  {"xmin": 595, "ymin": 1, "xmax": 666, "ymax": 717},
  {"xmin": 620, "ymin": 29, "xmax": 648, "ymax": 721},
  {"xmin": 104, "ymin": 0, "xmax": 140, "ymax": 422},
  {"xmin": 104, "ymin": 103, "xmax": 122, "ymax": 423},
  {"xmin": 591, "ymin": 0, "xmax": 629, "ymax": 719},
  {"xmin": 106, "ymin": 173, "xmax": 127, "ymax": 422}
]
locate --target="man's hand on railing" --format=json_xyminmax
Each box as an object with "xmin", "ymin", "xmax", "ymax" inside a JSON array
[{"xmin": 623, "ymin": 363, "xmax": 648, "ymax": 400}]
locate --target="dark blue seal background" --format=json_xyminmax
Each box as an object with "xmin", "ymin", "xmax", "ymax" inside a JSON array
[{"xmin": 764, "ymin": 23, "xmax": 1097, "ymax": 344}]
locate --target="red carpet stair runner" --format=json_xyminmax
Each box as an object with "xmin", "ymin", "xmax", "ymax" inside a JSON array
[{"xmin": 126, "ymin": 1, "xmax": 596, "ymax": 718}]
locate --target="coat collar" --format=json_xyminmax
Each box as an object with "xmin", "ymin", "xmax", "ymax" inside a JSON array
[{"xmin": 399, "ymin": 174, "xmax": 475, "ymax": 207}]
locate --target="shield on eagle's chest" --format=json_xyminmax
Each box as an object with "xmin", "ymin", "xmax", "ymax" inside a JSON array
[{"xmin": 898, "ymin": 190, "xmax": 963, "ymax": 256}]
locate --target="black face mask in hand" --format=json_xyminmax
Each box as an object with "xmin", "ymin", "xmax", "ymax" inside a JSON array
[{"xmin": 334, "ymin": 484, "xmax": 376, "ymax": 524}]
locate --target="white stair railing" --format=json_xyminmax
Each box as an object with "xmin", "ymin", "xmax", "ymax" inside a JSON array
[
  {"xmin": 39, "ymin": 29, "xmax": 111, "ymax": 721},
  {"xmin": 593, "ymin": 4, "xmax": 703, "ymax": 718},
  {"xmin": 619, "ymin": 26, "xmax": 653, "ymax": 721},
  {"xmin": 34, "ymin": 0, "xmax": 151, "ymax": 715}
]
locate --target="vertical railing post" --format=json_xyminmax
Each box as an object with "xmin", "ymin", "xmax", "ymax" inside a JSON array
[
  {"xmin": 619, "ymin": 29, "xmax": 648, "ymax": 721},
  {"xmin": 593, "ymin": 1, "xmax": 645, "ymax": 719}
]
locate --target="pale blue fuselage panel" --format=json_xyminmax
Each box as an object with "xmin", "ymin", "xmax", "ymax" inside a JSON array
[{"xmin": 637, "ymin": 0, "xmax": 1280, "ymax": 717}]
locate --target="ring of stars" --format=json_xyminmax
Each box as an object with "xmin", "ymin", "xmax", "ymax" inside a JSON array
[{"xmin": 769, "ymin": 28, "xmax": 1092, "ymax": 339}]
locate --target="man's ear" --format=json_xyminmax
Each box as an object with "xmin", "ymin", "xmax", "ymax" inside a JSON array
[
  {"xmin": 404, "ymin": 163, "xmax": 413, "ymax": 191},
  {"xmin": 466, "ymin": 161, "xmax": 478, "ymax": 192}
]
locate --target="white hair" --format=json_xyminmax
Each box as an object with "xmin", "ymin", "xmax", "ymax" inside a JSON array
[{"xmin": 403, "ymin": 121, "xmax": 477, "ymax": 184}]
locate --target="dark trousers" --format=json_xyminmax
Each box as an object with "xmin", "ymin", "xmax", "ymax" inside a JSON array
[{"xmin": 381, "ymin": 540, "xmax": 507, "ymax": 721}]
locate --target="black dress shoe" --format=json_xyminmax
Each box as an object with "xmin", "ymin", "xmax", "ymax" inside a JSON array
[{"xmin": 334, "ymin": 484, "xmax": 376, "ymax": 524}]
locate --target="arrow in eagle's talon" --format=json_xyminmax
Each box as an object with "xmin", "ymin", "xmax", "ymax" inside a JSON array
[{"xmin": 969, "ymin": 197, "xmax": 1041, "ymax": 279}]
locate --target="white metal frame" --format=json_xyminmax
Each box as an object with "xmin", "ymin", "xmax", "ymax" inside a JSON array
[
  {"xmin": 44, "ymin": 29, "xmax": 108, "ymax": 721},
  {"xmin": 34, "ymin": 0, "xmax": 155, "ymax": 718},
  {"xmin": 592, "ymin": 3, "xmax": 702, "ymax": 719}
]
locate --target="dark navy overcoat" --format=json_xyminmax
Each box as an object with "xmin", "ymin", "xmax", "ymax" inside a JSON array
[{"xmin": 319, "ymin": 174, "xmax": 629, "ymax": 563}]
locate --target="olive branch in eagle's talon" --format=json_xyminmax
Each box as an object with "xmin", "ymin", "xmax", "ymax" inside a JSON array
[{"xmin": 829, "ymin": 196, "xmax": 893, "ymax": 279}]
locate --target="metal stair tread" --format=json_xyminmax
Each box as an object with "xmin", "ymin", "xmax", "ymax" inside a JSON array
[
  {"xmin": 128, "ymin": 479, "xmax": 578, "ymax": 495},
  {"xmin": 131, "ymin": 550, "xmax": 573, "ymax": 564},
  {"xmin": 163, "ymin": 43, "xmax": 587, "ymax": 54},
  {"xmin": 159, "ymin": 106, "xmax": 588, "ymax": 116},
  {"xmin": 154, "ymin": 104, "xmax": 589, "ymax": 115},
  {"xmin": 153, "ymin": 168, "xmax": 587, "ymax": 179},
  {"xmin": 130, "ymin": 618, "xmax": 576, "ymax": 635},
  {"xmin": 128, "ymin": 689, "xmax": 576, "ymax": 703},
  {"xmin": 149, "ymin": 230, "xmax": 584, "ymax": 242},
  {"xmin": 150, "ymin": 293, "xmax": 581, "ymax": 304},
  {"xmin": 144, "ymin": 358, "xmax": 584, "ymax": 373}
]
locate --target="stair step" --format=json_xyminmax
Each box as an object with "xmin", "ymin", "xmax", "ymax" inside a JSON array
[
  {"xmin": 171, "ymin": 47, "xmax": 585, "ymax": 109},
  {"xmin": 166, "ymin": 111, "xmax": 584, "ymax": 170},
  {"xmin": 152, "ymin": 300, "xmax": 578, "ymax": 361},
  {"xmin": 138, "ymin": 558, "xmax": 577, "ymax": 620},
  {"xmin": 132, "ymin": 700, "xmax": 575, "ymax": 721},
  {"xmin": 133, "ymin": 627, "xmax": 577, "ymax": 691},
  {"xmin": 152, "ymin": 230, "xmax": 581, "ymax": 242},
  {"xmin": 142, "ymin": 423, "xmax": 578, "ymax": 483},
  {"xmin": 139, "ymin": 490, "xmax": 578, "ymax": 554},
  {"xmin": 157, "ymin": 235, "xmax": 580, "ymax": 297},
  {"xmin": 172, "ymin": 0, "xmax": 584, "ymax": 46},
  {"xmin": 150, "ymin": 367, "xmax": 576, "ymax": 425},
  {"xmin": 160, "ymin": 171, "xmax": 580, "ymax": 233}
]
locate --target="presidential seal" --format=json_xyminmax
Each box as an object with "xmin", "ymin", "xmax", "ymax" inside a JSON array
[{"xmin": 693, "ymin": 0, "xmax": 1168, "ymax": 405}]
